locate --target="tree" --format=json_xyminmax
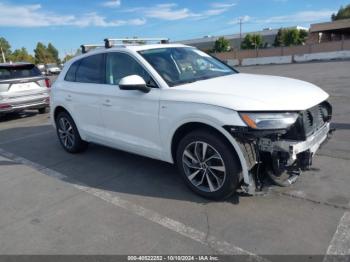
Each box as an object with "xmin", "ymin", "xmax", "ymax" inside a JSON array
[
  {"xmin": 332, "ymin": 4, "xmax": 350, "ymax": 21},
  {"xmin": 212, "ymin": 37, "xmax": 231, "ymax": 53},
  {"xmin": 241, "ymin": 34, "xmax": 263, "ymax": 50},
  {"xmin": 274, "ymin": 29, "xmax": 284, "ymax": 47},
  {"xmin": 273, "ymin": 28, "xmax": 308, "ymax": 47},
  {"xmin": 34, "ymin": 42, "xmax": 54, "ymax": 64},
  {"xmin": 62, "ymin": 54, "xmax": 74, "ymax": 63},
  {"xmin": 10, "ymin": 48, "xmax": 35, "ymax": 63},
  {"xmin": 298, "ymin": 29, "xmax": 308, "ymax": 45},
  {"xmin": 283, "ymin": 28, "xmax": 300, "ymax": 46},
  {"xmin": 62, "ymin": 49, "xmax": 82, "ymax": 64},
  {"xmin": 47, "ymin": 43, "xmax": 60, "ymax": 64},
  {"xmin": 0, "ymin": 37, "xmax": 12, "ymax": 62}
]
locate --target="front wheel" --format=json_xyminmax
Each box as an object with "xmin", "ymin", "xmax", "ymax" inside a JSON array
[
  {"xmin": 176, "ymin": 130, "xmax": 241, "ymax": 200},
  {"xmin": 55, "ymin": 112, "xmax": 88, "ymax": 153}
]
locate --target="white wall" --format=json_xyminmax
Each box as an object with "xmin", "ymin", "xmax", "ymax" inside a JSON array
[
  {"xmin": 226, "ymin": 59, "xmax": 239, "ymax": 66},
  {"xmin": 238, "ymin": 50, "xmax": 350, "ymax": 66},
  {"xmin": 241, "ymin": 56, "xmax": 292, "ymax": 66},
  {"xmin": 294, "ymin": 51, "xmax": 350, "ymax": 63}
]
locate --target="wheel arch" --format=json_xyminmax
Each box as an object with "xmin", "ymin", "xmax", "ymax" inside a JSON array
[
  {"xmin": 52, "ymin": 106, "xmax": 84, "ymax": 139},
  {"xmin": 53, "ymin": 106, "xmax": 70, "ymax": 122},
  {"xmin": 170, "ymin": 121, "xmax": 250, "ymax": 184}
]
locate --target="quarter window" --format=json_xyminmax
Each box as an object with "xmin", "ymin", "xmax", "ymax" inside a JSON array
[
  {"xmin": 106, "ymin": 52, "xmax": 156, "ymax": 87},
  {"xmin": 65, "ymin": 60, "xmax": 79, "ymax": 82},
  {"xmin": 75, "ymin": 54, "xmax": 105, "ymax": 84}
]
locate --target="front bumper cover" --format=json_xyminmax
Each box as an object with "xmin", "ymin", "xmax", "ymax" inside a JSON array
[{"xmin": 258, "ymin": 122, "xmax": 331, "ymax": 163}]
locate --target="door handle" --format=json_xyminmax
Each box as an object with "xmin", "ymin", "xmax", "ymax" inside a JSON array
[
  {"xmin": 65, "ymin": 95, "xmax": 72, "ymax": 102},
  {"xmin": 102, "ymin": 99, "xmax": 112, "ymax": 107}
]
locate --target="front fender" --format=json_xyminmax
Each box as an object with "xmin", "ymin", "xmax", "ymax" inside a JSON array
[{"xmin": 159, "ymin": 101, "xmax": 251, "ymax": 184}]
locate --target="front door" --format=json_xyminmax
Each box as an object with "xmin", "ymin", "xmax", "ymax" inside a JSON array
[{"xmin": 100, "ymin": 52, "xmax": 162, "ymax": 159}]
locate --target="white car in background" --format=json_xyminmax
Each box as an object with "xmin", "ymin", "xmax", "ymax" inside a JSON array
[
  {"xmin": 0, "ymin": 62, "xmax": 50, "ymax": 115},
  {"xmin": 50, "ymin": 39, "xmax": 332, "ymax": 200},
  {"xmin": 45, "ymin": 63, "xmax": 61, "ymax": 75}
]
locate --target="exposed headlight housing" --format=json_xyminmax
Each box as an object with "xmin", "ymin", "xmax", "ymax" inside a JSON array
[{"xmin": 240, "ymin": 112, "xmax": 299, "ymax": 130}]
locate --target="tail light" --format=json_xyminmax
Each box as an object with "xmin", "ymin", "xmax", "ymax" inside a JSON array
[
  {"xmin": 45, "ymin": 78, "xmax": 51, "ymax": 88},
  {"xmin": 0, "ymin": 103, "xmax": 11, "ymax": 109}
]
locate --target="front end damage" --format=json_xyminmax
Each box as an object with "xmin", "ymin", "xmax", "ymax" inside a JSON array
[{"xmin": 225, "ymin": 101, "xmax": 334, "ymax": 193}]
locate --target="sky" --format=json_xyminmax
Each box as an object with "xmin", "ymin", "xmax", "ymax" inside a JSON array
[{"xmin": 0, "ymin": 0, "xmax": 348, "ymax": 58}]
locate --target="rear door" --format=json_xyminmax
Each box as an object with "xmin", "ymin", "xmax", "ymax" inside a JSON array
[{"xmin": 58, "ymin": 54, "xmax": 106, "ymax": 141}]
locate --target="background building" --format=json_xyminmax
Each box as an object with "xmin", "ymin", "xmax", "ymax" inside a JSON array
[{"xmin": 307, "ymin": 18, "xmax": 350, "ymax": 44}]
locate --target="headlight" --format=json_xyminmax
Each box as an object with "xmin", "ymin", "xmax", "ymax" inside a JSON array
[{"xmin": 240, "ymin": 112, "xmax": 299, "ymax": 130}]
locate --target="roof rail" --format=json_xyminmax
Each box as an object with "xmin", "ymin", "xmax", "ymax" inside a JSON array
[
  {"xmin": 104, "ymin": 38, "xmax": 169, "ymax": 48},
  {"xmin": 80, "ymin": 44, "xmax": 105, "ymax": 54},
  {"xmin": 81, "ymin": 38, "xmax": 170, "ymax": 54}
]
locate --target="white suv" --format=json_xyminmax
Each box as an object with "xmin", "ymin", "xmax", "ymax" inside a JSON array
[{"xmin": 51, "ymin": 40, "xmax": 332, "ymax": 200}]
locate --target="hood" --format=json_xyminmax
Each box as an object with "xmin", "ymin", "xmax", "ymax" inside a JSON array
[{"xmin": 169, "ymin": 73, "xmax": 329, "ymax": 111}]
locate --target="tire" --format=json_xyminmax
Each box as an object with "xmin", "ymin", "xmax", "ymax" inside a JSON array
[
  {"xmin": 55, "ymin": 111, "xmax": 88, "ymax": 153},
  {"xmin": 38, "ymin": 107, "xmax": 49, "ymax": 114},
  {"xmin": 176, "ymin": 129, "xmax": 241, "ymax": 200}
]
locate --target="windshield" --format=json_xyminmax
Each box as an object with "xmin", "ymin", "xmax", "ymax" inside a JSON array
[
  {"xmin": 0, "ymin": 64, "xmax": 41, "ymax": 80},
  {"xmin": 139, "ymin": 47, "xmax": 236, "ymax": 87}
]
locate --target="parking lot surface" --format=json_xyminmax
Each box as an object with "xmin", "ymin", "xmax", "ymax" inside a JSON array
[{"xmin": 0, "ymin": 61, "xmax": 349, "ymax": 258}]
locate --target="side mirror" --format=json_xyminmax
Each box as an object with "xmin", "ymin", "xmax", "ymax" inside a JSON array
[{"xmin": 119, "ymin": 75, "xmax": 151, "ymax": 93}]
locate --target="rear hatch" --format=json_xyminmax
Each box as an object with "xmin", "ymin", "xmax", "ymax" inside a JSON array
[{"xmin": 0, "ymin": 64, "xmax": 50, "ymax": 96}]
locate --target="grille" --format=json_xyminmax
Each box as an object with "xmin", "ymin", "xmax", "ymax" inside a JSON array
[{"xmin": 283, "ymin": 101, "xmax": 332, "ymax": 141}]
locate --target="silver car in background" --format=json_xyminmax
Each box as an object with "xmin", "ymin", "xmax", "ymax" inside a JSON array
[
  {"xmin": 45, "ymin": 63, "xmax": 61, "ymax": 75},
  {"xmin": 0, "ymin": 62, "xmax": 50, "ymax": 115}
]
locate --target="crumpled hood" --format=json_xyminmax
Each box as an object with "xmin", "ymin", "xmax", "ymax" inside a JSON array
[{"xmin": 169, "ymin": 73, "xmax": 329, "ymax": 111}]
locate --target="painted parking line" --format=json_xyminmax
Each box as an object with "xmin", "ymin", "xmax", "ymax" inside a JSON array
[
  {"xmin": 324, "ymin": 212, "xmax": 350, "ymax": 261},
  {"xmin": 0, "ymin": 148, "xmax": 267, "ymax": 260}
]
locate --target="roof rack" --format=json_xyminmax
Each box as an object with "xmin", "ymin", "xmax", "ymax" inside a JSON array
[
  {"xmin": 81, "ymin": 38, "xmax": 170, "ymax": 54},
  {"xmin": 80, "ymin": 44, "xmax": 105, "ymax": 54},
  {"xmin": 104, "ymin": 38, "xmax": 169, "ymax": 48}
]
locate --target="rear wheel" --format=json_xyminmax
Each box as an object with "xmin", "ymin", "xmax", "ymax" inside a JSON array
[
  {"xmin": 176, "ymin": 130, "xmax": 240, "ymax": 200},
  {"xmin": 55, "ymin": 112, "xmax": 88, "ymax": 153}
]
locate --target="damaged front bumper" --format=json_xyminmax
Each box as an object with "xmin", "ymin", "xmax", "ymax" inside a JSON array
[
  {"xmin": 258, "ymin": 122, "xmax": 332, "ymax": 166},
  {"xmin": 225, "ymin": 101, "xmax": 333, "ymax": 191}
]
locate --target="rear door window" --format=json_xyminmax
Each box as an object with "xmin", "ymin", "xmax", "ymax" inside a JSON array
[
  {"xmin": 0, "ymin": 64, "xmax": 41, "ymax": 80},
  {"xmin": 75, "ymin": 54, "xmax": 105, "ymax": 84}
]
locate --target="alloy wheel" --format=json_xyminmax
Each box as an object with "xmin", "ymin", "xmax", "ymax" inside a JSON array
[
  {"xmin": 57, "ymin": 117, "xmax": 75, "ymax": 150},
  {"xmin": 182, "ymin": 141, "xmax": 226, "ymax": 193}
]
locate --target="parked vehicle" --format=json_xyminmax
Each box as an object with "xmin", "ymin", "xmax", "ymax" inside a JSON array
[
  {"xmin": 37, "ymin": 64, "xmax": 46, "ymax": 75},
  {"xmin": 0, "ymin": 62, "xmax": 50, "ymax": 115},
  {"xmin": 51, "ymin": 38, "xmax": 333, "ymax": 200},
  {"xmin": 45, "ymin": 63, "xmax": 61, "ymax": 75}
]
